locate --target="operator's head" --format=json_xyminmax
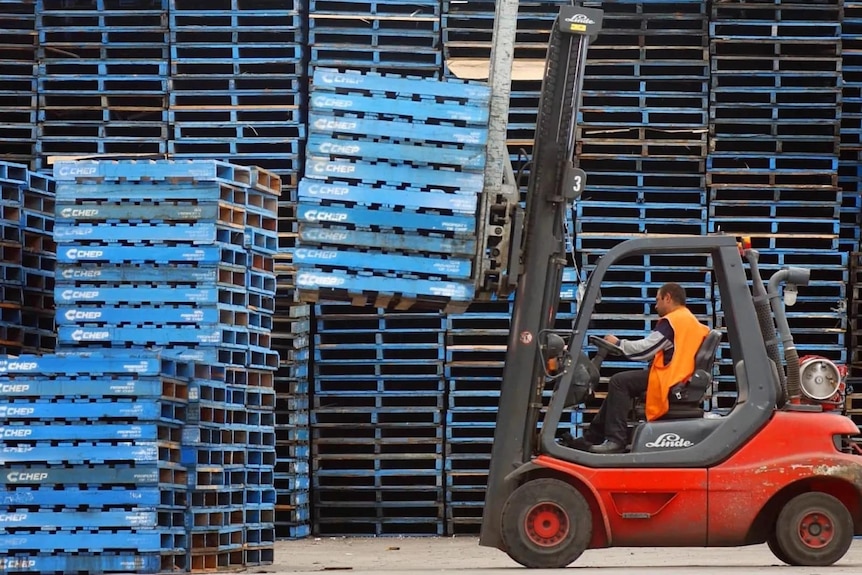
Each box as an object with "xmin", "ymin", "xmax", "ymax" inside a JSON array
[{"xmin": 655, "ymin": 282, "xmax": 686, "ymax": 317}]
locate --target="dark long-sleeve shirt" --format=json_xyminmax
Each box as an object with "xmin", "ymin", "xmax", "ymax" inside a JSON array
[{"xmin": 617, "ymin": 319, "xmax": 675, "ymax": 363}]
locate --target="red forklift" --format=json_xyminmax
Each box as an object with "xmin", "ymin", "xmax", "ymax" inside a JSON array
[{"xmin": 479, "ymin": 4, "xmax": 862, "ymax": 568}]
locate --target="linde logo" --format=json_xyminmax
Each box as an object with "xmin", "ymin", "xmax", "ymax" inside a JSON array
[
  {"xmin": 65, "ymin": 248, "xmax": 104, "ymax": 259},
  {"xmin": 304, "ymin": 229, "xmax": 349, "ymax": 242},
  {"xmin": 320, "ymin": 72, "xmax": 362, "ymax": 85},
  {"xmin": 0, "ymin": 361, "xmax": 38, "ymax": 373},
  {"xmin": 297, "ymin": 273, "xmax": 345, "ymax": 287},
  {"xmin": 295, "ymin": 248, "xmax": 338, "ymax": 260},
  {"xmin": 306, "ymin": 184, "xmax": 350, "ymax": 197},
  {"xmin": 61, "ymin": 289, "xmax": 100, "ymax": 300},
  {"xmin": 56, "ymin": 164, "xmax": 97, "ymax": 177},
  {"xmin": 313, "ymin": 118, "xmax": 358, "ymax": 131},
  {"xmin": 64, "ymin": 309, "xmax": 103, "ymax": 321},
  {"xmin": 644, "ymin": 433, "xmax": 694, "ymax": 449},
  {"xmin": 71, "ymin": 329, "xmax": 111, "ymax": 341},
  {"xmin": 62, "ymin": 268, "xmax": 102, "ymax": 279},
  {"xmin": 1, "ymin": 428, "xmax": 32, "ymax": 438},
  {"xmin": 60, "ymin": 208, "xmax": 99, "ymax": 218},
  {"xmin": 318, "ymin": 142, "xmax": 361, "ymax": 155},
  {"xmin": 311, "ymin": 161, "xmax": 356, "ymax": 175},
  {"xmin": 5, "ymin": 471, "xmax": 48, "ymax": 482},
  {"xmin": 313, "ymin": 96, "xmax": 353, "ymax": 108},
  {"xmin": 565, "ymin": 13, "xmax": 596, "ymax": 25},
  {"xmin": 303, "ymin": 210, "xmax": 348, "ymax": 223}
]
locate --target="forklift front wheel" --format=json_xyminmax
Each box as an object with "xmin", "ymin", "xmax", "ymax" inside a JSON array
[
  {"xmin": 773, "ymin": 492, "xmax": 853, "ymax": 566},
  {"xmin": 501, "ymin": 478, "xmax": 592, "ymax": 568}
]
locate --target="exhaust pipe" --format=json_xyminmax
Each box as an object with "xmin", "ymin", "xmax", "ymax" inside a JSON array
[
  {"xmin": 767, "ymin": 267, "xmax": 811, "ymax": 402},
  {"xmin": 745, "ymin": 249, "xmax": 786, "ymax": 401}
]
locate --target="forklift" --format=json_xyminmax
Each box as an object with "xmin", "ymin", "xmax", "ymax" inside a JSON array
[{"xmin": 478, "ymin": 4, "xmax": 862, "ymax": 569}]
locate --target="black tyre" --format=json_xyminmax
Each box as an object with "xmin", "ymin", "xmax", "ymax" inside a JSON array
[
  {"xmin": 501, "ymin": 478, "xmax": 592, "ymax": 569},
  {"xmin": 766, "ymin": 530, "xmax": 792, "ymax": 565},
  {"xmin": 774, "ymin": 492, "xmax": 853, "ymax": 566}
]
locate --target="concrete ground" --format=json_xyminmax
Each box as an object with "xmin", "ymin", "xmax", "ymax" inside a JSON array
[{"xmin": 267, "ymin": 537, "xmax": 862, "ymax": 574}]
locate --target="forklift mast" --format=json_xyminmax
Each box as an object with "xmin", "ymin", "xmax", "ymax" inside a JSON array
[{"xmin": 479, "ymin": 5, "xmax": 604, "ymax": 549}]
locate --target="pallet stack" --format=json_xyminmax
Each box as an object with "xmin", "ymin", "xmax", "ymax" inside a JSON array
[
  {"xmin": 167, "ymin": 0, "xmax": 304, "ymax": 184},
  {"xmin": 308, "ymin": 0, "xmax": 443, "ymax": 78},
  {"xmin": 295, "ymin": 67, "xmax": 489, "ymax": 311},
  {"xmin": 0, "ymin": 1, "xmax": 36, "ymax": 163},
  {"xmin": 0, "ymin": 353, "xmax": 191, "ymax": 574},
  {"xmin": 708, "ymin": 0, "xmax": 846, "ymax": 411},
  {"xmin": 842, "ymin": 1, "xmax": 862, "ymax": 254},
  {"xmin": 51, "ymin": 159, "xmax": 279, "ymax": 570},
  {"xmin": 572, "ymin": 0, "xmax": 713, "ymax": 419},
  {"xmin": 34, "ymin": 0, "xmax": 169, "ymax": 169},
  {"xmin": 0, "ymin": 161, "xmax": 56, "ymax": 356},
  {"xmin": 311, "ymin": 304, "xmax": 446, "ymax": 535}
]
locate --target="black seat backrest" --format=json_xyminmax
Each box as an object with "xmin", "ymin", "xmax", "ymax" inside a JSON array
[{"xmin": 694, "ymin": 329, "xmax": 722, "ymax": 373}]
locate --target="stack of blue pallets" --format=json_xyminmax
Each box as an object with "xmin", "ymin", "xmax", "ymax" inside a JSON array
[
  {"xmin": 34, "ymin": 0, "xmax": 169, "ymax": 168},
  {"xmin": 0, "ymin": 2, "xmax": 36, "ymax": 164},
  {"xmin": 572, "ymin": 0, "xmax": 714, "ymax": 418},
  {"xmin": 295, "ymin": 67, "xmax": 490, "ymax": 311},
  {"xmin": 0, "ymin": 161, "xmax": 56, "ymax": 356},
  {"xmin": 309, "ymin": 0, "xmax": 442, "ymax": 78},
  {"xmin": 168, "ymin": 0, "xmax": 305, "ymax": 184},
  {"xmin": 708, "ymin": 0, "xmax": 846, "ymax": 411},
  {"xmin": 311, "ymin": 303, "xmax": 446, "ymax": 535},
  {"xmin": 272, "ymin": 300, "xmax": 311, "ymax": 540},
  {"xmin": 0, "ymin": 353, "xmax": 190, "ymax": 574},
  {"xmin": 51, "ymin": 159, "xmax": 279, "ymax": 569},
  {"xmin": 841, "ymin": 1, "xmax": 862, "ymax": 254}
]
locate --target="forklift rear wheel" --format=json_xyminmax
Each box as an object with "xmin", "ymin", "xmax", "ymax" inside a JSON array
[
  {"xmin": 501, "ymin": 478, "xmax": 592, "ymax": 568},
  {"xmin": 766, "ymin": 530, "xmax": 792, "ymax": 565},
  {"xmin": 773, "ymin": 492, "xmax": 853, "ymax": 566}
]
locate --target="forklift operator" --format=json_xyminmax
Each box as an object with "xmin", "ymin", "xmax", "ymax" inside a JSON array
[{"xmin": 574, "ymin": 282, "xmax": 709, "ymax": 454}]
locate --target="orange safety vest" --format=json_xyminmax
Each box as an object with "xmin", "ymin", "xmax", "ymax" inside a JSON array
[{"xmin": 645, "ymin": 307, "xmax": 709, "ymax": 421}]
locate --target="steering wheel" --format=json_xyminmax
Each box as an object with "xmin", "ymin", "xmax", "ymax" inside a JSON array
[{"xmin": 588, "ymin": 335, "xmax": 624, "ymax": 357}]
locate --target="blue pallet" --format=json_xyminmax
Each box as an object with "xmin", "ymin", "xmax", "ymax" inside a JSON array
[
  {"xmin": 52, "ymin": 160, "xmax": 252, "ymax": 186},
  {"xmin": 296, "ymin": 268, "xmax": 474, "ymax": 301},
  {"xmin": 293, "ymin": 247, "xmax": 472, "ymax": 279},
  {"xmin": 0, "ymin": 162, "xmax": 28, "ymax": 184},
  {"xmin": 298, "ymin": 224, "xmax": 476, "ymax": 256},
  {"xmin": 0, "ymin": 377, "xmax": 173, "ymax": 399},
  {"xmin": 307, "ymin": 135, "xmax": 486, "ymax": 171},
  {"xmin": 246, "ymin": 227, "xmax": 279, "ymax": 255},
  {"xmin": 57, "ymin": 325, "xmax": 232, "ymax": 346},
  {"xmin": 0, "ymin": 423, "xmax": 173, "ymax": 442},
  {"xmin": 0, "ymin": 553, "xmax": 165, "ymax": 574},
  {"xmin": 0, "ymin": 530, "xmax": 178, "ymax": 553},
  {"xmin": 312, "ymin": 68, "xmax": 485, "ymax": 101},
  {"xmin": 0, "ymin": 443, "xmax": 165, "ymax": 464},
  {"xmin": 310, "ymin": 91, "xmax": 487, "ymax": 124},
  {"xmin": 55, "ymin": 182, "xmax": 246, "ymax": 204},
  {"xmin": 54, "ymin": 286, "xmax": 226, "ymax": 305},
  {"xmin": 53, "ymin": 222, "xmax": 229, "ymax": 244},
  {"xmin": 56, "ymin": 202, "xmax": 224, "ymax": 223},
  {"xmin": 0, "ymin": 401, "xmax": 181, "ymax": 423},
  {"xmin": 56, "ymin": 305, "xmax": 223, "ymax": 326},
  {"xmin": 305, "ymin": 158, "xmax": 483, "ymax": 192},
  {"xmin": 0, "ymin": 510, "xmax": 158, "ymax": 530},
  {"xmin": 309, "ymin": 112, "xmax": 487, "ymax": 146},
  {"xmin": 0, "ymin": 464, "xmax": 172, "ymax": 487},
  {"xmin": 297, "ymin": 203, "xmax": 475, "ymax": 234},
  {"xmin": 299, "ymin": 177, "xmax": 477, "ymax": 214},
  {"xmin": 56, "ymin": 264, "xmax": 223, "ymax": 284},
  {"xmin": 0, "ymin": 354, "xmax": 162, "ymax": 376},
  {"xmin": 0, "ymin": 486, "xmax": 164, "ymax": 508},
  {"xmin": 57, "ymin": 244, "xmax": 243, "ymax": 265}
]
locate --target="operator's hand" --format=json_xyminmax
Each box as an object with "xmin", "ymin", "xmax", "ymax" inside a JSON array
[{"xmin": 604, "ymin": 335, "xmax": 619, "ymax": 345}]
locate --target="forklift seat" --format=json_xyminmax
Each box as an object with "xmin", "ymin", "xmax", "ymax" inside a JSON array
[{"xmin": 634, "ymin": 329, "xmax": 722, "ymax": 421}]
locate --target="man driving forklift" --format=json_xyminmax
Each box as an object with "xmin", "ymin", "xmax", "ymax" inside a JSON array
[{"xmin": 566, "ymin": 282, "xmax": 709, "ymax": 454}]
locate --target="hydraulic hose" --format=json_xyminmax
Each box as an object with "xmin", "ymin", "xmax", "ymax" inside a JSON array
[
  {"xmin": 745, "ymin": 250, "xmax": 786, "ymax": 400},
  {"xmin": 767, "ymin": 267, "xmax": 811, "ymax": 402}
]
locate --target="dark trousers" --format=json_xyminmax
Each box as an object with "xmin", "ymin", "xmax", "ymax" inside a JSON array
[{"xmin": 586, "ymin": 369, "xmax": 649, "ymax": 445}]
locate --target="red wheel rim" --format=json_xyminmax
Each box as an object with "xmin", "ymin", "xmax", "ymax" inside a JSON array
[
  {"xmin": 525, "ymin": 502, "xmax": 569, "ymax": 547},
  {"xmin": 797, "ymin": 511, "xmax": 834, "ymax": 549}
]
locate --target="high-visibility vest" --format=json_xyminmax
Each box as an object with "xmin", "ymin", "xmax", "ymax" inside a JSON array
[{"xmin": 645, "ymin": 307, "xmax": 709, "ymax": 421}]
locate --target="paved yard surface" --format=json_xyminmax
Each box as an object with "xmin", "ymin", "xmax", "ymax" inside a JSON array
[{"xmin": 267, "ymin": 536, "xmax": 862, "ymax": 574}]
